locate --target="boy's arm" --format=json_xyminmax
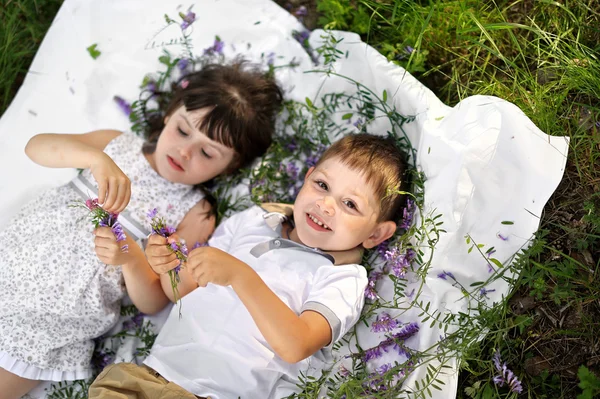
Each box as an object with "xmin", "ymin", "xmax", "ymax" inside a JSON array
[
  {"xmin": 233, "ymin": 267, "xmax": 331, "ymax": 363},
  {"xmin": 187, "ymin": 247, "xmax": 331, "ymax": 363}
]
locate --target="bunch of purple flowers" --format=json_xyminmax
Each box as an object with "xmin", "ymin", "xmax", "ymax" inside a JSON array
[
  {"xmin": 147, "ymin": 208, "xmax": 189, "ymax": 316},
  {"xmin": 74, "ymin": 198, "xmax": 128, "ymax": 253},
  {"xmin": 492, "ymin": 351, "xmax": 523, "ymax": 393}
]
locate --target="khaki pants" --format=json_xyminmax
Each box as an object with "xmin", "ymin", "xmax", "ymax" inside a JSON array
[{"xmin": 89, "ymin": 362, "xmax": 206, "ymax": 399}]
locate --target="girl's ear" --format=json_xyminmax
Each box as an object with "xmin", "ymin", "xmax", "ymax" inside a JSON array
[
  {"xmin": 164, "ymin": 115, "xmax": 170, "ymax": 125},
  {"xmin": 362, "ymin": 221, "xmax": 397, "ymax": 249}
]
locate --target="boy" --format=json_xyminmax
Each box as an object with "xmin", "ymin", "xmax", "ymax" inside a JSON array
[{"xmin": 89, "ymin": 133, "xmax": 408, "ymax": 399}]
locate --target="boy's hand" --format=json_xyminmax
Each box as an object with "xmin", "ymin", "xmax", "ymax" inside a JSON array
[
  {"xmin": 145, "ymin": 234, "xmax": 181, "ymax": 274},
  {"xmin": 187, "ymin": 247, "xmax": 250, "ymax": 287},
  {"xmin": 94, "ymin": 227, "xmax": 136, "ymax": 265},
  {"xmin": 90, "ymin": 153, "xmax": 131, "ymax": 213}
]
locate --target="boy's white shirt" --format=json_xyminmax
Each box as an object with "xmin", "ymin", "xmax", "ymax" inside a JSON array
[{"xmin": 144, "ymin": 206, "xmax": 368, "ymax": 399}]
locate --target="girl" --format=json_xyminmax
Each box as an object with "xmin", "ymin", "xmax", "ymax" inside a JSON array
[{"xmin": 0, "ymin": 60, "xmax": 283, "ymax": 399}]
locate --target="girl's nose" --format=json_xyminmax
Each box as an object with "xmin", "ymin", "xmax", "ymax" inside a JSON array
[{"xmin": 179, "ymin": 145, "xmax": 192, "ymax": 161}]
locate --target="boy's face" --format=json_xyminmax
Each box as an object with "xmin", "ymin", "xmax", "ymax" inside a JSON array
[
  {"xmin": 292, "ymin": 156, "xmax": 391, "ymax": 252},
  {"xmin": 150, "ymin": 106, "xmax": 236, "ymax": 185}
]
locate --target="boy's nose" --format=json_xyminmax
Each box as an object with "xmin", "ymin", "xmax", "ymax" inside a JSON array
[{"xmin": 317, "ymin": 196, "xmax": 335, "ymax": 216}]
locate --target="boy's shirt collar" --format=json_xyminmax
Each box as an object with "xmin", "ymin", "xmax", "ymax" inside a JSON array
[{"xmin": 252, "ymin": 210, "xmax": 335, "ymax": 264}]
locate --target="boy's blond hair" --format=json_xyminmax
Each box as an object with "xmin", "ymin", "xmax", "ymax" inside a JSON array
[{"xmin": 314, "ymin": 134, "xmax": 408, "ymax": 222}]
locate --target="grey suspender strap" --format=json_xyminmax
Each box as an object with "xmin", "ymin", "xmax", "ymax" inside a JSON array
[{"xmin": 69, "ymin": 173, "xmax": 150, "ymax": 241}]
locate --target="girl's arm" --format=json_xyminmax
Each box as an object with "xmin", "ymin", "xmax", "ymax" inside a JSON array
[
  {"xmin": 25, "ymin": 130, "xmax": 121, "ymax": 168},
  {"xmin": 94, "ymin": 229, "xmax": 170, "ymax": 314},
  {"xmin": 25, "ymin": 130, "xmax": 131, "ymax": 213}
]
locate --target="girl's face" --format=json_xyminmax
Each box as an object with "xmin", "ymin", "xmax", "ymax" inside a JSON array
[{"xmin": 149, "ymin": 106, "xmax": 236, "ymax": 185}]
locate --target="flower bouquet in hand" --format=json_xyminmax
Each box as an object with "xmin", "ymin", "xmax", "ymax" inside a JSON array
[
  {"xmin": 73, "ymin": 198, "xmax": 128, "ymax": 253},
  {"xmin": 147, "ymin": 208, "xmax": 189, "ymax": 313}
]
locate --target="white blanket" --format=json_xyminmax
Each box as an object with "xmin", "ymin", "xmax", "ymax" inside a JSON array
[{"xmin": 0, "ymin": 0, "xmax": 568, "ymax": 398}]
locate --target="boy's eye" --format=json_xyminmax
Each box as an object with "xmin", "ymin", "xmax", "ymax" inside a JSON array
[
  {"xmin": 344, "ymin": 200, "xmax": 357, "ymax": 210},
  {"xmin": 201, "ymin": 149, "xmax": 213, "ymax": 159},
  {"xmin": 178, "ymin": 128, "xmax": 189, "ymax": 137},
  {"xmin": 316, "ymin": 180, "xmax": 328, "ymax": 190}
]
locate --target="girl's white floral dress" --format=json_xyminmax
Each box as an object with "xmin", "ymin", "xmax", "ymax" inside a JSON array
[{"xmin": 0, "ymin": 132, "xmax": 204, "ymax": 381}]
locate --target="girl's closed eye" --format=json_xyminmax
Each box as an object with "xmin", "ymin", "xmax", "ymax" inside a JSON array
[
  {"xmin": 201, "ymin": 149, "xmax": 213, "ymax": 159},
  {"xmin": 178, "ymin": 127, "xmax": 189, "ymax": 137}
]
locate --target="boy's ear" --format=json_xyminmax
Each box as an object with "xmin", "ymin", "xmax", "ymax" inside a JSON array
[
  {"xmin": 304, "ymin": 166, "xmax": 315, "ymax": 181},
  {"xmin": 362, "ymin": 221, "xmax": 397, "ymax": 249}
]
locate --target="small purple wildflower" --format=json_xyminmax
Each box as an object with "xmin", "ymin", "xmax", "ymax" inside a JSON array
[
  {"xmin": 113, "ymin": 96, "xmax": 131, "ymax": 116},
  {"xmin": 295, "ymin": 5, "xmax": 308, "ymax": 17},
  {"xmin": 179, "ymin": 10, "xmax": 196, "ymax": 30},
  {"xmin": 363, "ymin": 346, "xmax": 384, "ymax": 362},
  {"xmin": 479, "ymin": 287, "xmax": 496, "ymax": 298},
  {"xmin": 371, "ymin": 312, "xmax": 400, "ymax": 333},
  {"xmin": 384, "ymin": 246, "xmax": 413, "ymax": 279},
  {"xmin": 437, "ymin": 270, "xmax": 455, "ymax": 280},
  {"xmin": 405, "ymin": 46, "xmax": 415, "ymax": 55},
  {"xmin": 339, "ymin": 364, "xmax": 350, "ymax": 377},
  {"xmin": 306, "ymin": 154, "xmax": 319, "ymax": 168},
  {"xmin": 147, "ymin": 208, "xmax": 158, "ymax": 219},
  {"xmin": 204, "ymin": 37, "xmax": 225, "ymax": 56},
  {"xmin": 392, "ymin": 322, "xmax": 420, "ymax": 341},
  {"xmin": 92, "ymin": 350, "xmax": 114, "ymax": 371},
  {"xmin": 376, "ymin": 363, "xmax": 393, "ymax": 375},
  {"xmin": 492, "ymin": 351, "xmax": 523, "ymax": 393},
  {"xmin": 293, "ymin": 30, "xmax": 310, "ymax": 45},
  {"xmin": 376, "ymin": 240, "xmax": 390, "ymax": 257},
  {"xmin": 353, "ymin": 118, "xmax": 364, "ymax": 129},
  {"xmin": 266, "ymin": 52, "xmax": 276, "ymax": 66},
  {"xmin": 285, "ymin": 139, "xmax": 297, "ymax": 152},
  {"xmin": 285, "ymin": 162, "xmax": 299, "ymax": 180},
  {"xmin": 362, "ymin": 322, "xmax": 419, "ymax": 364},
  {"xmin": 177, "ymin": 58, "xmax": 190, "ymax": 71},
  {"xmin": 497, "ymin": 232, "xmax": 509, "ymax": 241},
  {"xmin": 400, "ymin": 199, "xmax": 415, "ymax": 230},
  {"xmin": 365, "ymin": 271, "xmax": 383, "ymax": 301}
]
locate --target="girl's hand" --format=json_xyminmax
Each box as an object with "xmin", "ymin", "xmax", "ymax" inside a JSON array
[
  {"xmin": 145, "ymin": 234, "xmax": 181, "ymax": 274},
  {"xmin": 89, "ymin": 153, "xmax": 131, "ymax": 213},
  {"xmin": 187, "ymin": 247, "xmax": 250, "ymax": 287},
  {"xmin": 94, "ymin": 227, "xmax": 136, "ymax": 265}
]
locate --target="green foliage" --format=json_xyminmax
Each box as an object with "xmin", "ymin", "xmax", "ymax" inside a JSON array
[
  {"xmin": 577, "ymin": 366, "xmax": 600, "ymax": 399},
  {"xmin": 86, "ymin": 43, "xmax": 101, "ymax": 59},
  {"xmin": 0, "ymin": 0, "xmax": 64, "ymax": 114}
]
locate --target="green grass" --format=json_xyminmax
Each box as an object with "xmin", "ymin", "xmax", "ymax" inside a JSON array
[
  {"xmin": 316, "ymin": 0, "xmax": 600, "ymax": 397},
  {"xmin": 0, "ymin": 0, "xmax": 64, "ymax": 115}
]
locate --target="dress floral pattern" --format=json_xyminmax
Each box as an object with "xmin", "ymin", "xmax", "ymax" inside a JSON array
[{"xmin": 0, "ymin": 132, "xmax": 204, "ymax": 381}]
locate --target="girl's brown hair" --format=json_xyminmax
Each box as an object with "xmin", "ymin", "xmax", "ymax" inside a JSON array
[{"xmin": 142, "ymin": 59, "xmax": 283, "ymax": 171}]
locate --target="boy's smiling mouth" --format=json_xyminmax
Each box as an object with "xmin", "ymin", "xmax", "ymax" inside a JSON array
[
  {"xmin": 167, "ymin": 156, "xmax": 185, "ymax": 172},
  {"xmin": 306, "ymin": 213, "xmax": 332, "ymax": 231}
]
